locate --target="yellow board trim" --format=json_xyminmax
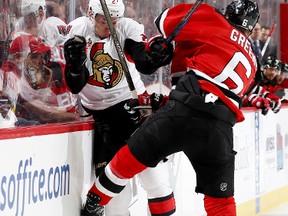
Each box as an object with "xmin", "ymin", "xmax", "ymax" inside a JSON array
[{"xmin": 237, "ymin": 186, "xmax": 288, "ymax": 216}]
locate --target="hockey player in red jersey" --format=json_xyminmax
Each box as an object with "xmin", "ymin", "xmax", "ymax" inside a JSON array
[{"xmin": 79, "ymin": 0, "xmax": 260, "ymax": 215}]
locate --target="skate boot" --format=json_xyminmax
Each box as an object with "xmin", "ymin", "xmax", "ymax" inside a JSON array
[{"xmin": 81, "ymin": 192, "xmax": 104, "ymax": 216}]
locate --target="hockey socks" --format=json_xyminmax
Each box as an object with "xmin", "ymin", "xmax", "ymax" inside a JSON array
[
  {"xmin": 204, "ymin": 195, "xmax": 236, "ymax": 216},
  {"xmin": 148, "ymin": 192, "xmax": 176, "ymax": 216},
  {"xmin": 89, "ymin": 145, "xmax": 148, "ymax": 206}
]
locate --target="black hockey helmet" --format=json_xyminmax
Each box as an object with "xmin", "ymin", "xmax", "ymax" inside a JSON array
[
  {"xmin": 263, "ymin": 56, "xmax": 288, "ymax": 74},
  {"xmin": 263, "ymin": 56, "xmax": 281, "ymax": 71},
  {"xmin": 225, "ymin": 0, "xmax": 260, "ymax": 32}
]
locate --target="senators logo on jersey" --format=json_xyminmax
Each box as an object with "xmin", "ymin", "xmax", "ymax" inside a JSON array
[{"xmin": 88, "ymin": 42, "xmax": 123, "ymax": 89}]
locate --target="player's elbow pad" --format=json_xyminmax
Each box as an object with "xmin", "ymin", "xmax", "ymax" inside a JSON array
[{"xmin": 124, "ymin": 38, "xmax": 157, "ymax": 74}]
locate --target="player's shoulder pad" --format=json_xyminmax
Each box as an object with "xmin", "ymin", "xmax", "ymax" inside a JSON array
[
  {"xmin": 66, "ymin": 16, "xmax": 91, "ymax": 38},
  {"xmin": 117, "ymin": 17, "xmax": 145, "ymax": 42}
]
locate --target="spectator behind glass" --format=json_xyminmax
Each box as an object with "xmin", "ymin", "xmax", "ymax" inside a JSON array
[
  {"xmin": 260, "ymin": 25, "xmax": 277, "ymax": 59},
  {"xmin": 12, "ymin": 1, "xmax": 78, "ymax": 121},
  {"xmin": 16, "ymin": 35, "xmax": 79, "ymax": 124},
  {"xmin": 13, "ymin": 0, "xmax": 47, "ymax": 38},
  {"xmin": 0, "ymin": 35, "xmax": 40, "ymax": 127},
  {"xmin": 261, "ymin": 25, "xmax": 270, "ymax": 42},
  {"xmin": 0, "ymin": 12, "xmax": 10, "ymax": 68},
  {"xmin": 75, "ymin": 0, "xmax": 89, "ymax": 18},
  {"xmin": 249, "ymin": 22, "xmax": 264, "ymax": 62}
]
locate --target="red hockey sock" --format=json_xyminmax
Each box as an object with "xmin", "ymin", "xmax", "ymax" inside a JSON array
[
  {"xmin": 110, "ymin": 145, "xmax": 148, "ymax": 178},
  {"xmin": 148, "ymin": 192, "xmax": 176, "ymax": 216},
  {"xmin": 204, "ymin": 195, "xmax": 236, "ymax": 216},
  {"xmin": 88, "ymin": 183, "xmax": 112, "ymax": 206}
]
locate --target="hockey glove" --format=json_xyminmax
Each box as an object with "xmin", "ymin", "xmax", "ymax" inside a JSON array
[
  {"xmin": 137, "ymin": 93, "xmax": 168, "ymax": 111},
  {"xmin": 263, "ymin": 92, "xmax": 281, "ymax": 113},
  {"xmin": 64, "ymin": 35, "xmax": 87, "ymax": 74},
  {"xmin": 146, "ymin": 35, "xmax": 173, "ymax": 68},
  {"xmin": 124, "ymin": 99, "xmax": 143, "ymax": 125},
  {"xmin": 248, "ymin": 94, "xmax": 270, "ymax": 115},
  {"xmin": 150, "ymin": 93, "xmax": 168, "ymax": 111},
  {"xmin": 124, "ymin": 93, "xmax": 168, "ymax": 124}
]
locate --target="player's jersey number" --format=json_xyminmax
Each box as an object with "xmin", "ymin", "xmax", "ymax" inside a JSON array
[{"xmin": 214, "ymin": 52, "xmax": 253, "ymax": 95}]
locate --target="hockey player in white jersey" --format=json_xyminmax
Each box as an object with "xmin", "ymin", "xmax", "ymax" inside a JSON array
[{"xmin": 64, "ymin": 0, "xmax": 175, "ymax": 215}]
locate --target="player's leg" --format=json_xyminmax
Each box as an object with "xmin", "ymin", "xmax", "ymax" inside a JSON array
[
  {"xmin": 183, "ymin": 114, "xmax": 236, "ymax": 216},
  {"xmin": 204, "ymin": 195, "xmax": 236, "ymax": 216},
  {"xmin": 105, "ymin": 181, "xmax": 132, "ymax": 216},
  {"xmin": 82, "ymin": 101, "xmax": 186, "ymax": 215},
  {"xmin": 81, "ymin": 144, "xmax": 147, "ymax": 216},
  {"xmin": 139, "ymin": 162, "xmax": 176, "ymax": 216},
  {"xmin": 88, "ymin": 144, "xmax": 148, "ymax": 206}
]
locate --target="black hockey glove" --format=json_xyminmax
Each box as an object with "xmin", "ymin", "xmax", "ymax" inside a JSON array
[
  {"xmin": 64, "ymin": 35, "xmax": 87, "ymax": 74},
  {"xmin": 263, "ymin": 92, "xmax": 281, "ymax": 113},
  {"xmin": 150, "ymin": 93, "xmax": 168, "ymax": 111},
  {"xmin": 146, "ymin": 35, "xmax": 173, "ymax": 68}
]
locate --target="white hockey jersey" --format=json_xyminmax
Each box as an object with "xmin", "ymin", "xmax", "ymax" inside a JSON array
[
  {"xmin": 66, "ymin": 16, "xmax": 146, "ymax": 110},
  {"xmin": 39, "ymin": 16, "xmax": 67, "ymax": 63}
]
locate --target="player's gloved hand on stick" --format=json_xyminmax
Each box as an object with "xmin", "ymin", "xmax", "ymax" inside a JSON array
[
  {"xmin": 64, "ymin": 35, "xmax": 87, "ymax": 74},
  {"xmin": 136, "ymin": 93, "xmax": 168, "ymax": 111},
  {"xmin": 263, "ymin": 92, "xmax": 281, "ymax": 113},
  {"xmin": 146, "ymin": 35, "xmax": 174, "ymax": 68},
  {"xmin": 124, "ymin": 98, "xmax": 143, "ymax": 125},
  {"xmin": 124, "ymin": 93, "xmax": 168, "ymax": 124},
  {"xmin": 149, "ymin": 93, "xmax": 168, "ymax": 111}
]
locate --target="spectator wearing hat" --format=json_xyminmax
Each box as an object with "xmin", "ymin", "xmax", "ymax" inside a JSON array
[
  {"xmin": 16, "ymin": 35, "xmax": 79, "ymax": 124},
  {"xmin": 0, "ymin": 35, "xmax": 40, "ymax": 127}
]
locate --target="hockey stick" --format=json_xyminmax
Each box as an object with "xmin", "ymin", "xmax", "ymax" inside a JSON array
[
  {"xmin": 165, "ymin": 0, "xmax": 204, "ymax": 46},
  {"xmin": 261, "ymin": 23, "xmax": 277, "ymax": 56},
  {"xmin": 99, "ymin": 0, "xmax": 138, "ymax": 99}
]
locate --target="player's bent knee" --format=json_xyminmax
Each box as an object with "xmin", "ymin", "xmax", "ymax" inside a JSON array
[{"xmin": 110, "ymin": 145, "xmax": 148, "ymax": 178}]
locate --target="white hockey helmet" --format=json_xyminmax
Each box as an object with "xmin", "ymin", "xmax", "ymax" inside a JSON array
[
  {"xmin": 21, "ymin": 0, "xmax": 46, "ymax": 17},
  {"xmin": 88, "ymin": 0, "xmax": 125, "ymax": 18}
]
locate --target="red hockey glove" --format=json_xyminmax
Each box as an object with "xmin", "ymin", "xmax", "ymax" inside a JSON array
[
  {"xmin": 137, "ymin": 93, "xmax": 168, "ymax": 111},
  {"xmin": 247, "ymin": 94, "xmax": 270, "ymax": 115},
  {"xmin": 263, "ymin": 92, "xmax": 281, "ymax": 113},
  {"xmin": 248, "ymin": 94, "xmax": 270, "ymax": 109},
  {"xmin": 146, "ymin": 35, "xmax": 173, "ymax": 68}
]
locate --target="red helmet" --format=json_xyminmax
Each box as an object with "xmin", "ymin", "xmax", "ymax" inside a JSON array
[
  {"xmin": 9, "ymin": 35, "xmax": 50, "ymax": 55},
  {"xmin": 9, "ymin": 35, "xmax": 31, "ymax": 54},
  {"xmin": 28, "ymin": 36, "xmax": 50, "ymax": 54}
]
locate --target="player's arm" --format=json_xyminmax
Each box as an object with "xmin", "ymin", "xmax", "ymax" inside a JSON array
[
  {"xmin": 124, "ymin": 36, "xmax": 173, "ymax": 75},
  {"xmin": 64, "ymin": 35, "xmax": 89, "ymax": 94}
]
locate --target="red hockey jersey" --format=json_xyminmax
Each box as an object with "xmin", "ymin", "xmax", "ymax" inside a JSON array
[{"xmin": 155, "ymin": 4, "xmax": 258, "ymax": 98}]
